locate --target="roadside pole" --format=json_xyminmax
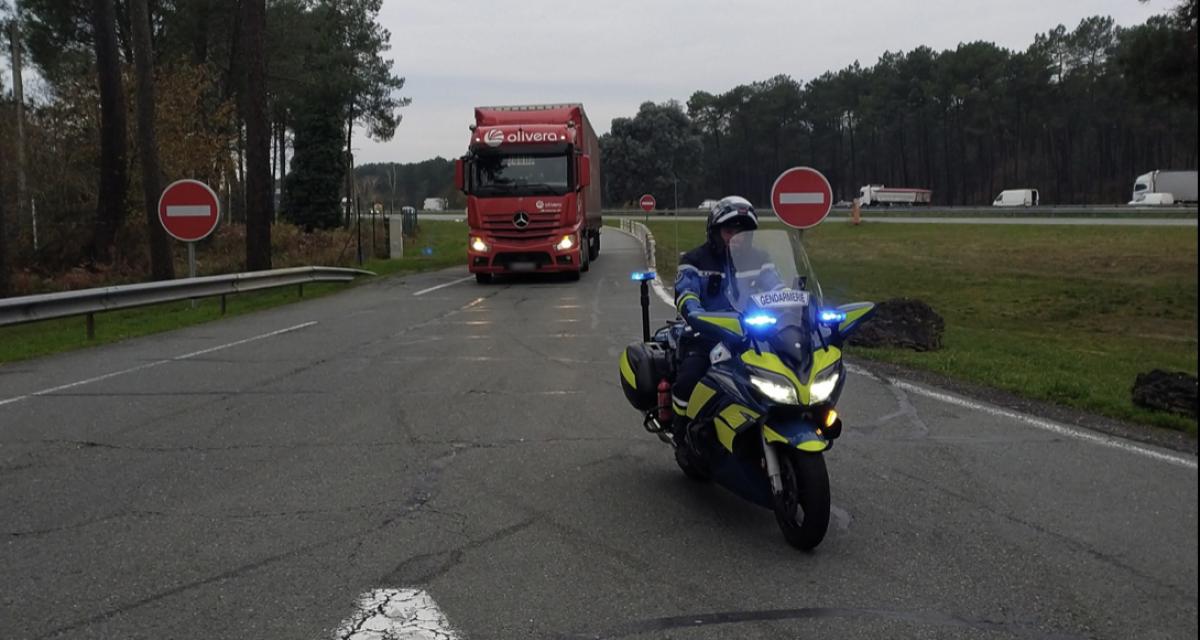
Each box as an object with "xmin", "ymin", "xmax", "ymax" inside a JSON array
[
  {"xmin": 187, "ymin": 242, "xmax": 197, "ymax": 307},
  {"xmin": 31, "ymin": 199, "xmax": 38, "ymax": 251},
  {"xmin": 673, "ymin": 178, "xmax": 679, "ymax": 265},
  {"xmin": 356, "ymin": 197, "xmax": 363, "ymax": 265}
]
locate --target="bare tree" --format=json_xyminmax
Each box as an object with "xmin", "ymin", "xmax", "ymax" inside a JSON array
[
  {"xmin": 0, "ymin": 103, "xmax": 8, "ymax": 298},
  {"xmin": 240, "ymin": 0, "xmax": 272, "ymax": 270},
  {"xmin": 8, "ymin": 9, "xmax": 26, "ymax": 227},
  {"xmin": 89, "ymin": 0, "xmax": 128, "ymax": 264},
  {"xmin": 129, "ymin": 0, "xmax": 174, "ymax": 279}
]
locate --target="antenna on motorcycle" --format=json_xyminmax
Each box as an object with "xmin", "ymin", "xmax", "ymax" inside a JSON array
[{"xmin": 631, "ymin": 271, "xmax": 656, "ymax": 342}]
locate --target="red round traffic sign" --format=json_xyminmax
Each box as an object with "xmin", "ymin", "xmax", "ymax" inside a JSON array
[
  {"xmin": 639, "ymin": 194, "xmax": 656, "ymax": 212},
  {"xmin": 158, "ymin": 179, "xmax": 221, "ymax": 242},
  {"xmin": 770, "ymin": 167, "xmax": 833, "ymax": 229}
]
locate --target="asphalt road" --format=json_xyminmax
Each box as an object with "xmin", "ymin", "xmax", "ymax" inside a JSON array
[{"xmin": 1, "ymin": 231, "xmax": 1196, "ymax": 639}]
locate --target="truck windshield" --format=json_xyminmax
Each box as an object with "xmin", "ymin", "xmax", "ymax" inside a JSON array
[{"xmin": 472, "ymin": 153, "xmax": 570, "ymax": 196}]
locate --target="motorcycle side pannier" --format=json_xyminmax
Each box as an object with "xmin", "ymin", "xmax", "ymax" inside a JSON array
[{"xmin": 619, "ymin": 341, "xmax": 672, "ymax": 410}]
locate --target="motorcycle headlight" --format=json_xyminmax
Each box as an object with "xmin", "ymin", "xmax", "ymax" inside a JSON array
[
  {"xmin": 809, "ymin": 366, "xmax": 841, "ymax": 404},
  {"xmin": 750, "ymin": 371, "xmax": 800, "ymax": 405}
]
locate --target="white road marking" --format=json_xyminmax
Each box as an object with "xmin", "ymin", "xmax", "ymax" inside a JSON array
[
  {"xmin": 651, "ymin": 278, "xmax": 674, "ymax": 308},
  {"xmin": 846, "ymin": 364, "xmax": 1197, "ymax": 470},
  {"xmin": 414, "ymin": 275, "xmax": 475, "ymax": 296},
  {"xmin": 165, "ymin": 205, "xmax": 212, "ymax": 217},
  {"xmin": 0, "ymin": 321, "xmax": 318, "ymax": 408},
  {"xmin": 779, "ymin": 192, "xmax": 825, "ymax": 204},
  {"xmin": 333, "ymin": 588, "xmax": 459, "ymax": 640}
]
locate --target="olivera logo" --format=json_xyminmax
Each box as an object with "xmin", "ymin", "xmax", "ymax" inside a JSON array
[{"xmin": 483, "ymin": 128, "xmax": 562, "ymax": 147}]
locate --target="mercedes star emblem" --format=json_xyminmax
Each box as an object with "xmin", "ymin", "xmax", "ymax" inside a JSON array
[{"xmin": 513, "ymin": 212, "xmax": 530, "ymax": 228}]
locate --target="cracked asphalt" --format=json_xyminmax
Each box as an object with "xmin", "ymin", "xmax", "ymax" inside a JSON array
[{"xmin": 1, "ymin": 231, "xmax": 1196, "ymax": 640}]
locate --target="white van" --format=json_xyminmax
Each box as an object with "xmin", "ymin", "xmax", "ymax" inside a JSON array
[{"xmin": 992, "ymin": 189, "xmax": 1039, "ymax": 207}]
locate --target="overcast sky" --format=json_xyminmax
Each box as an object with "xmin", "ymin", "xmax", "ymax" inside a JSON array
[{"xmin": 360, "ymin": 0, "xmax": 1174, "ymax": 165}]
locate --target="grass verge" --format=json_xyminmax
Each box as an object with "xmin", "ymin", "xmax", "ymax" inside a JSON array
[
  {"xmin": 610, "ymin": 218, "xmax": 1198, "ymax": 434},
  {"xmin": 0, "ymin": 220, "xmax": 467, "ymax": 364}
]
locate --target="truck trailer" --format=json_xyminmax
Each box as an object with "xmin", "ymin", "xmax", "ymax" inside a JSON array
[
  {"xmin": 1131, "ymin": 170, "xmax": 1198, "ymax": 204},
  {"xmin": 858, "ymin": 184, "xmax": 932, "ymax": 206},
  {"xmin": 455, "ymin": 104, "xmax": 602, "ymax": 282}
]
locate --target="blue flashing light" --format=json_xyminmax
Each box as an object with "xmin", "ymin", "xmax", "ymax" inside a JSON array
[
  {"xmin": 744, "ymin": 313, "xmax": 777, "ymax": 328},
  {"xmin": 631, "ymin": 271, "xmax": 656, "ymax": 281},
  {"xmin": 819, "ymin": 309, "xmax": 846, "ymax": 324}
]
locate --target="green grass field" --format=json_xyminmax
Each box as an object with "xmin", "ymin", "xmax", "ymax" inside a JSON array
[
  {"xmin": 0, "ymin": 220, "xmax": 467, "ymax": 364},
  {"xmin": 617, "ymin": 219, "xmax": 1198, "ymax": 433}
]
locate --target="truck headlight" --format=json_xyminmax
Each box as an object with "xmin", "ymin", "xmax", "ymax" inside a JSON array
[
  {"xmin": 556, "ymin": 234, "xmax": 575, "ymax": 251},
  {"xmin": 471, "ymin": 237, "xmax": 489, "ymax": 252},
  {"xmin": 809, "ymin": 367, "xmax": 841, "ymax": 404},
  {"xmin": 750, "ymin": 372, "xmax": 800, "ymax": 405}
]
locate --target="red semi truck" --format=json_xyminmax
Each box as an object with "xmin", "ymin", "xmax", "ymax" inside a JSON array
[
  {"xmin": 451, "ymin": 103, "xmax": 600, "ymax": 280},
  {"xmin": 455, "ymin": 104, "xmax": 603, "ymax": 283}
]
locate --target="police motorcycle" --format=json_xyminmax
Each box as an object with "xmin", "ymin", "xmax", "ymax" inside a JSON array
[{"xmin": 619, "ymin": 229, "xmax": 874, "ymax": 550}]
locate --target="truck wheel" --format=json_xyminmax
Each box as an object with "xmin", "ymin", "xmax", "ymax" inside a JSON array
[
  {"xmin": 475, "ymin": 273, "xmax": 492, "ymax": 284},
  {"xmin": 588, "ymin": 233, "xmax": 600, "ymax": 261},
  {"xmin": 579, "ymin": 240, "xmax": 591, "ymax": 273}
]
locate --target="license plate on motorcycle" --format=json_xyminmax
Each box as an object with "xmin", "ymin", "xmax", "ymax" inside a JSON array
[
  {"xmin": 508, "ymin": 261, "xmax": 536, "ymax": 272},
  {"xmin": 751, "ymin": 289, "xmax": 809, "ymax": 308}
]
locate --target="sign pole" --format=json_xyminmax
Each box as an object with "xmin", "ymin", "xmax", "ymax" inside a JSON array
[
  {"xmin": 673, "ymin": 179, "xmax": 679, "ymax": 262},
  {"xmin": 187, "ymin": 241, "xmax": 197, "ymax": 308}
]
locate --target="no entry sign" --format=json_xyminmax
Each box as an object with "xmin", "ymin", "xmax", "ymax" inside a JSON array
[
  {"xmin": 770, "ymin": 167, "xmax": 833, "ymax": 229},
  {"xmin": 158, "ymin": 179, "xmax": 221, "ymax": 242},
  {"xmin": 639, "ymin": 194, "xmax": 656, "ymax": 212}
]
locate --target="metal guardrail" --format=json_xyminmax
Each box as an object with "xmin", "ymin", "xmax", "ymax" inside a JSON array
[
  {"xmin": 617, "ymin": 219, "xmax": 658, "ymax": 274},
  {"xmin": 0, "ymin": 266, "xmax": 375, "ymax": 338}
]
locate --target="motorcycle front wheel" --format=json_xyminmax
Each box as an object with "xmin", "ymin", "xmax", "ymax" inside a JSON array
[{"xmin": 772, "ymin": 449, "xmax": 830, "ymax": 550}]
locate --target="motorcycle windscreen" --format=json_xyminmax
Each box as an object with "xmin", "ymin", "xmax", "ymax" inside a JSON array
[{"xmin": 725, "ymin": 229, "xmax": 823, "ymax": 315}]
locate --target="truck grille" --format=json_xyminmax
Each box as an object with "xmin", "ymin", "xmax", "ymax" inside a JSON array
[{"xmin": 481, "ymin": 211, "xmax": 561, "ymax": 240}]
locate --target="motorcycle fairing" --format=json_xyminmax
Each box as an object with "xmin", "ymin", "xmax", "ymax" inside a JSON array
[
  {"xmin": 686, "ymin": 382, "xmax": 718, "ymax": 419},
  {"xmin": 741, "ymin": 344, "xmax": 843, "ymax": 406},
  {"xmin": 836, "ymin": 302, "xmax": 876, "ymax": 337},
  {"xmin": 764, "ymin": 419, "xmax": 828, "ymax": 452}
]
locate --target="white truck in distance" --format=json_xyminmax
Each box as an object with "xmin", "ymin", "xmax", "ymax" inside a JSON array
[
  {"xmin": 1130, "ymin": 170, "xmax": 1197, "ymax": 204},
  {"xmin": 993, "ymin": 189, "xmax": 1039, "ymax": 207},
  {"xmin": 422, "ymin": 197, "xmax": 448, "ymax": 211},
  {"xmin": 858, "ymin": 184, "xmax": 932, "ymax": 206}
]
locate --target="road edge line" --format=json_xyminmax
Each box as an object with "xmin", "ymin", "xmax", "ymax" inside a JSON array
[{"xmin": 0, "ymin": 321, "xmax": 318, "ymax": 408}]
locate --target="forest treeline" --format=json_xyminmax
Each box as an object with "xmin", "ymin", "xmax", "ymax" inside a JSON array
[{"xmin": 601, "ymin": 3, "xmax": 1198, "ymax": 209}]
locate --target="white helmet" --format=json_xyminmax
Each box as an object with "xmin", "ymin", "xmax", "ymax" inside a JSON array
[{"xmin": 707, "ymin": 196, "xmax": 758, "ymax": 238}]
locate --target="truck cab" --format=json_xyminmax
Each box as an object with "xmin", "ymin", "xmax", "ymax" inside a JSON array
[{"xmin": 455, "ymin": 105, "xmax": 602, "ymax": 283}]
